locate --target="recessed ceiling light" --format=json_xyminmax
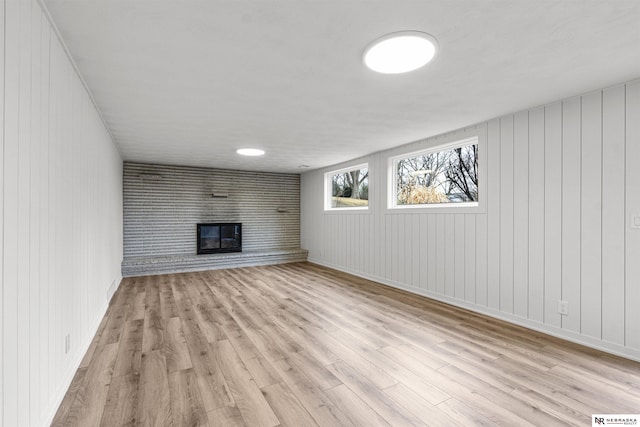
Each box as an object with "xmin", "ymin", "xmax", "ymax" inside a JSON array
[
  {"xmin": 236, "ymin": 148, "xmax": 265, "ymax": 156},
  {"xmin": 363, "ymin": 31, "xmax": 438, "ymax": 74}
]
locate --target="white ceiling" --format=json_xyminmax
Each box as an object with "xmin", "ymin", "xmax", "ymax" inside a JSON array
[{"xmin": 44, "ymin": 0, "xmax": 640, "ymax": 173}]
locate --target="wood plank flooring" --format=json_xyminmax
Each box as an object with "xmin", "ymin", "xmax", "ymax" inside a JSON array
[{"xmin": 52, "ymin": 262, "xmax": 640, "ymax": 426}]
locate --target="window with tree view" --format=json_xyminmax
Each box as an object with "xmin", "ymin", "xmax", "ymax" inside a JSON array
[
  {"xmin": 392, "ymin": 138, "xmax": 478, "ymax": 207},
  {"xmin": 325, "ymin": 164, "xmax": 369, "ymax": 210}
]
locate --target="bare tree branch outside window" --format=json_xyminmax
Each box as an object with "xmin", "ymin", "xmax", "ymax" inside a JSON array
[
  {"xmin": 396, "ymin": 143, "xmax": 478, "ymax": 205},
  {"xmin": 331, "ymin": 167, "xmax": 369, "ymax": 208}
]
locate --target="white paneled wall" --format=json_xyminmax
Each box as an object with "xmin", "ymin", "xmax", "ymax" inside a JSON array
[
  {"xmin": 1, "ymin": 1, "xmax": 123, "ymax": 425},
  {"xmin": 301, "ymin": 79, "xmax": 640, "ymax": 362}
]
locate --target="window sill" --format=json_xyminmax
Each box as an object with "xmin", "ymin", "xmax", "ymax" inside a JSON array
[
  {"xmin": 323, "ymin": 207, "xmax": 371, "ymax": 214},
  {"xmin": 385, "ymin": 202, "xmax": 484, "ymax": 214}
]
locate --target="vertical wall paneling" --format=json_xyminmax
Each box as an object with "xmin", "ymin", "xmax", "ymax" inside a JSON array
[
  {"xmin": 444, "ymin": 215, "xmax": 455, "ymax": 297},
  {"xmin": 17, "ymin": 1, "xmax": 32, "ymax": 421},
  {"xmin": 397, "ymin": 214, "xmax": 404, "ymax": 283},
  {"xmin": 379, "ymin": 155, "xmax": 385, "ymax": 279},
  {"xmin": 402, "ymin": 214, "xmax": 408, "ymax": 284},
  {"xmin": 513, "ymin": 111, "xmax": 529, "ymax": 318},
  {"xmin": 499, "ymin": 115, "xmax": 514, "ymax": 313},
  {"xmin": 385, "ymin": 214, "xmax": 391, "ymax": 280},
  {"xmin": 394, "ymin": 215, "xmax": 401, "ymax": 282},
  {"xmin": 528, "ymin": 107, "xmax": 545, "ymax": 323},
  {"xmin": 486, "ymin": 118, "xmax": 501, "ymax": 309},
  {"xmin": 347, "ymin": 215, "xmax": 364, "ymax": 271},
  {"xmin": 28, "ymin": 3, "xmax": 42, "ymax": 419},
  {"xmin": 338, "ymin": 215, "xmax": 344, "ymax": 267},
  {"xmin": 336, "ymin": 216, "xmax": 344, "ymax": 269},
  {"xmin": 344, "ymin": 215, "xmax": 349, "ymax": 269},
  {"xmin": 412, "ymin": 214, "xmax": 420, "ymax": 288},
  {"xmin": 49, "ymin": 34, "xmax": 60, "ymax": 407},
  {"xmin": 406, "ymin": 215, "xmax": 412, "ymax": 285},
  {"xmin": 0, "ymin": 0, "xmax": 5, "ymax": 422},
  {"xmin": 56, "ymin": 26, "xmax": 66, "ymax": 417},
  {"xmin": 358, "ymin": 213, "xmax": 363, "ymax": 272},
  {"xmin": 372, "ymin": 155, "xmax": 381, "ymax": 278},
  {"xmin": 390, "ymin": 214, "xmax": 398, "ymax": 281},
  {"xmin": 436, "ymin": 214, "xmax": 445, "ymax": 295},
  {"xmin": 356, "ymin": 215, "xmax": 362, "ymax": 272},
  {"xmin": 1, "ymin": 1, "xmax": 124, "ymax": 424},
  {"xmin": 336, "ymin": 215, "xmax": 342, "ymax": 268},
  {"xmin": 39, "ymin": 16, "xmax": 51, "ymax": 413},
  {"xmin": 475, "ymin": 213, "xmax": 488, "ymax": 307},
  {"xmin": 418, "ymin": 215, "xmax": 427, "ymax": 289},
  {"xmin": 398, "ymin": 214, "xmax": 405, "ymax": 284},
  {"xmin": 4, "ymin": 0, "xmax": 21, "ymax": 423},
  {"xmin": 581, "ymin": 92, "xmax": 603, "ymax": 339},
  {"xmin": 53, "ymin": 36, "xmax": 64, "ymax": 403},
  {"xmin": 301, "ymin": 78, "xmax": 640, "ymax": 361},
  {"xmin": 379, "ymin": 215, "xmax": 384, "ymax": 280},
  {"xmin": 348, "ymin": 215, "xmax": 353, "ymax": 271},
  {"xmin": 427, "ymin": 215, "xmax": 436, "ymax": 293},
  {"xmin": 343, "ymin": 215, "xmax": 350, "ymax": 270},
  {"xmin": 350, "ymin": 210, "xmax": 355, "ymax": 271},
  {"xmin": 601, "ymin": 85, "xmax": 625, "ymax": 345},
  {"xmin": 464, "ymin": 214, "xmax": 475, "ymax": 303},
  {"xmin": 368, "ymin": 213, "xmax": 374, "ymax": 275},
  {"xmin": 543, "ymin": 102, "xmax": 562, "ymax": 328},
  {"xmin": 625, "ymin": 81, "xmax": 640, "ymax": 350},
  {"xmin": 561, "ymin": 97, "xmax": 582, "ymax": 333},
  {"xmin": 70, "ymin": 76, "xmax": 78, "ymax": 369},
  {"xmin": 364, "ymin": 213, "xmax": 371, "ymax": 275},
  {"xmin": 317, "ymin": 187, "xmax": 323, "ymax": 260},
  {"xmin": 324, "ymin": 214, "xmax": 330, "ymax": 264},
  {"xmin": 79, "ymin": 82, "xmax": 89, "ymax": 348},
  {"xmin": 338, "ymin": 215, "xmax": 345, "ymax": 269},
  {"xmin": 454, "ymin": 214, "xmax": 465, "ymax": 299},
  {"xmin": 46, "ymin": 21, "xmax": 57, "ymax": 407},
  {"xmin": 357, "ymin": 214, "xmax": 363, "ymax": 272},
  {"xmin": 326, "ymin": 214, "xmax": 332, "ymax": 266},
  {"xmin": 395, "ymin": 214, "xmax": 402, "ymax": 284}
]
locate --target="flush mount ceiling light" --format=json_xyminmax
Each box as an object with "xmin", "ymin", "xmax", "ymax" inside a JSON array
[
  {"xmin": 236, "ymin": 148, "xmax": 265, "ymax": 156},
  {"xmin": 363, "ymin": 31, "xmax": 438, "ymax": 74}
]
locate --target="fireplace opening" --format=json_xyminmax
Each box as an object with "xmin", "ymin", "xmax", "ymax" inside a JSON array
[{"xmin": 197, "ymin": 223, "xmax": 242, "ymax": 254}]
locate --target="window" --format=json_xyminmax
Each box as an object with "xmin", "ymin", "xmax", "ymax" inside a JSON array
[
  {"xmin": 324, "ymin": 163, "xmax": 369, "ymax": 210},
  {"xmin": 389, "ymin": 136, "xmax": 479, "ymax": 209}
]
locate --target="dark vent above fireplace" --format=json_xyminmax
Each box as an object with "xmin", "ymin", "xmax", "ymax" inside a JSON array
[{"xmin": 197, "ymin": 223, "xmax": 242, "ymax": 254}]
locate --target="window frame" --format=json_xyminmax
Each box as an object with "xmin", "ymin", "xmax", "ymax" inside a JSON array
[
  {"xmin": 387, "ymin": 127, "xmax": 486, "ymax": 214},
  {"xmin": 324, "ymin": 162, "xmax": 370, "ymax": 212}
]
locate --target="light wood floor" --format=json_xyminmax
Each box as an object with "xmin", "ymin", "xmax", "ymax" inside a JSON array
[{"xmin": 53, "ymin": 262, "xmax": 640, "ymax": 426}]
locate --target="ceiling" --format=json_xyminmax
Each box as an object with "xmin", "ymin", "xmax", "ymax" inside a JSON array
[{"xmin": 44, "ymin": 0, "xmax": 640, "ymax": 173}]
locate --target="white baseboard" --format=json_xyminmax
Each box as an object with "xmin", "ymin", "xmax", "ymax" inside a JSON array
[{"xmin": 308, "ymin": 258, "xmax": 640, "ymax": 363}]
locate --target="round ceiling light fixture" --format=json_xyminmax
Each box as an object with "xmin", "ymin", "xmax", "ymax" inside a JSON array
[
  {"xmin": 363, "ymin": 31, "xmax": 438, "ymax": 74},
  {"xmin": 236, "ymin": 148, "xmax": 265, "ymax": 156}
]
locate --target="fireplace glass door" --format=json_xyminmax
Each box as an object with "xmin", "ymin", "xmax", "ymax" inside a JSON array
[{"xmin": 197, "ymin": 223, "xmax": 241, "ymax": 254}]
